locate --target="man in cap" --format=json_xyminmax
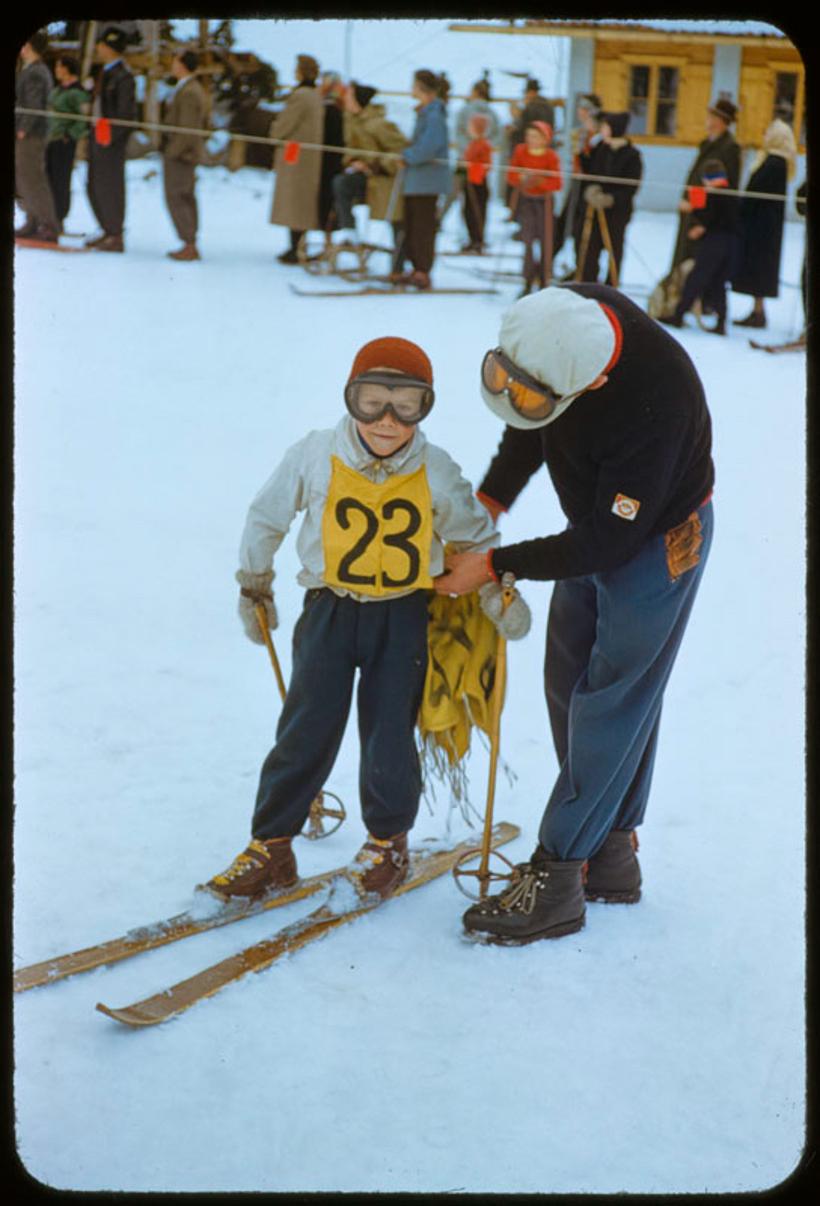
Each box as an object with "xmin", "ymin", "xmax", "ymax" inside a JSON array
[
  {"xmin": 436, "ymin": 284, "xmax": 714, "ymax": 944},
  {"xmin": 15, "ymin": 32, "xmax": 61, "ymax": 242},
  {"xmin": 85, "ymin": 25, "xmax": 136, "ymax": 252},
  {"xmin": 161, "ymin": 49, "xmax": 208, "ymax": 261},
  {"xmin": 669, "ymin": 96, "xmax": 741, "ymax": 274}
]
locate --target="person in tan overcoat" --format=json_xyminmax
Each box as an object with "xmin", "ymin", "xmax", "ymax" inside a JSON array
[
  {"xmin": 270, "ymin": 54, "xmax": 324, "ymax": 264},
  {"xmin": 337, "ymin": 84, "xmax": 408, "ymax": 227},
  {"xmin": 161, "ymin": 49, "xmax": 209, "ymax": 261}
]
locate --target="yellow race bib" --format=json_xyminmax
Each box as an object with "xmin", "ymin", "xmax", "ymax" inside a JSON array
[{"xmin": 322, "ymin": 456, "xmax": 434, "ymax": 598}]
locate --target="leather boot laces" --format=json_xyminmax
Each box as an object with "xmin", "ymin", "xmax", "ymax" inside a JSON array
[
  {"xmin": 496, "ymin": 864, "xmax": 550, "ymax": 915},
  {"xmin": 213, "ymin": 839, "xmax": 273, "ymax": 885}
]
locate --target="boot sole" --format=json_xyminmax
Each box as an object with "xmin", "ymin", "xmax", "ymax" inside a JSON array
[
  {"xmin": 462, "ymin": 914, "xmax": 585, "ymax": 946},
  {"xmin": 199, "ymin": 876, "xmax": 300, "ymax": 903},
  {"xmin": 585, "ymin": 888, "xmax": 641, "ymax": 904}
]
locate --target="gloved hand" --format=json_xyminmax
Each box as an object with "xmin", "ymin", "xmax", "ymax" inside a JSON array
[
  {"xmin": 478, "ymin": 580, "xmax": 531, "ymax": 641},
  {"xmin": 584, "ymin": 183, "xmax": 614, "ymax": 210},
  {"xmin": 236, "ymin": 568, "xmax": 277, "ymax": 644}
]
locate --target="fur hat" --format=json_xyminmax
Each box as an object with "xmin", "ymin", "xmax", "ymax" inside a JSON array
[
  {"xmin": 352, "ymin": 82, "xmax": 377, "ymax": 110},
  {"xmin": 349, "ymin": 337, "xmax": 433, "ymax": 384},
  {"xmin": 602, "ymin": 111, "xmax": 630, "ymax": 138},
  {"xmin": 482, "ymin": 288, "xmax": 619, "ymax": 429}
]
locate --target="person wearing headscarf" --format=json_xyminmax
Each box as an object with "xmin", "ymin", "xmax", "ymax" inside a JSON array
[{"xmin": 731, "ymin": 117, "xmax": 798, "ymax": 329}]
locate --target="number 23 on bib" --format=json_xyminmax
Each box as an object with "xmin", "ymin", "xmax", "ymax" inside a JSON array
[{"xmin": 322, "ymin": 457, "xmax": 434, "ymax": 597}]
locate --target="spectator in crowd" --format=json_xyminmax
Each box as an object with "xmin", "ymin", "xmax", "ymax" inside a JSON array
[
  {"xmin": 731, "ymin": 116, "xmax": 798, "ymax": 329},
  {"xmin": 15, "ymin": 32, "xmax": 60, "ymax": 242},
  {"xmin": 394, "ymin": 69, "xmax": 451, "ymax": 290},
  {"xmin": 508, "ymin": 76, "xmax": 555, "ymax": 151},
  {"xmin": 461, "ymin": 112, "xmax": 494, "ymax": 254},
  {"xmin": 269, "ymin": 54, "xmax": 324, "ymax": 264},
  {"xmin": 660, "ymin": 158, "xmax": 739, "ymax": 336},
  {"xmin": 160, "ymin": 49, "xmax": 209, "ymax": 262},
  {"xmin": 506, "ymin": 120, "xmax": 562, "ymax": 294},
  {"xmin": 576, "ymin": 111, "xmax": 642, "ymax": 285},
  {"xmin": 796, "ymin": 179, "xmax": 806, "ymax": 335},
  {"xmin": 85, "ymin": 26, "xmax": 137, "ymax": 252},
  {"xmin": 45, "ymin": 54, "xmax": 89, "ymax": 234},
  {"xmin": 317, "ymin": 70, "xmax": 346, "ymax": 239},
  {"xmin": 442, "ymin": 76, "xmax": 500, "ymax": 241},
  {"xmin": 669, "ymin": 97, "xmax": 741, "ymax": 274},
  {"xmin": 554, "ymin": 92, "xmax": 603, "ymax": 268},
  {"xmin": 334, "ymin": 82, "xmax": 408, "ymax": 256}
]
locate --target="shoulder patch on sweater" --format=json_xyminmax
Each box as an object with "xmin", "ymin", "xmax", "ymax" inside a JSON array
[{"xmin": 611, "ymin": 493, "xmax": 641, "ymax": 521}]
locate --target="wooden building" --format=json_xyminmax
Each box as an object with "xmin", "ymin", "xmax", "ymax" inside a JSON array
[{"xmin": 449, "ymin": 19, "xmax": 805, "ymax": 213}]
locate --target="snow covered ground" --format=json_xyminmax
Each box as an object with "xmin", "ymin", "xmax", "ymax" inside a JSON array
[{"xmin": 13, "ymin": 153, "xmax": 806, "ymax": 1194}]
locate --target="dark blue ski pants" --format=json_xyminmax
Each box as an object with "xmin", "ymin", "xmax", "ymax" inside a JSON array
[
  {"xmin": 539, "ymin": 501, "xmax": 713, "ymax": 861},
  {"xmin": 252, "ymin": 588, "xmax": 429, "ymax": 841}
]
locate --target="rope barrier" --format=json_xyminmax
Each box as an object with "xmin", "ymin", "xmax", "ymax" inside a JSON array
[{"xmin": 15, "ymin": 104, "xmax": 798, "ymax": 204}]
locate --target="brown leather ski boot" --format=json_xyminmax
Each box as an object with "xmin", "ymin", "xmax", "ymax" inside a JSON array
[
  {"xmin": 203, "ymin": 837, "xmax": 297, "ymax": 900},
  {"xmin": 584, "ymin": 829, "xmax": 642, "ymax": 903},
  {"xmin": 462, "ymin": 846, "xmax": 586, "ymax": 944},
  {"xmin": 351, "ymin": 832, "xmax": 410, "ymax": 900}
]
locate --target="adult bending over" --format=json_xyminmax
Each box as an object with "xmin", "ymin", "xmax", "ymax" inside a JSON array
[{"xmin": 437, "ymin": 284, "xmax": 715, "ymax": 945}]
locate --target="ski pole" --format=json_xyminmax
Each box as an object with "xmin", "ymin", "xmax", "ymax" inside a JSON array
[
  {"xmin": 254, "ymin": 604, "xmax": 288, "ymax": 702},
  {"xmin": 597, "ymin": 206, "xmax": 620, "ymax": 287},
  {"xmin": 253, "ymin": 604, "xmax": 347, "ymax": 840},
  {"xmin": 574, "ymin": 202, "xmax": 595, "ymax": 282},
  {"xmin": 541, "ymin": 191, "xmax": 554, "ymax": 286},
  {"xmin": 452, "ymin": 574, "xmax": 518, "ymax": 900},
  {"xmin": 475, "ymin": 577, "xmax": 515, "ymax": 897}
]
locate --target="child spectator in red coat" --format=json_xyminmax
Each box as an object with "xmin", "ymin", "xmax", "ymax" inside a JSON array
[
  {"xmin": 461, "ymin": 112, "xmax": 493, "ymax": 253},
  {"xmin": 507, "ymin": 121, "xmax": 562, "ymax": 294}
]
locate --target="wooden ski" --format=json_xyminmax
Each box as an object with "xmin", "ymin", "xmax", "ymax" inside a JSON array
[
  {"xmin": 14, "ymin": 867, "xmax": 344, "ymax": 993},
  {"xmin": 15, "ymin": 237, "xmax": 89, "ymax": 253},
  {"xmin": 748, "ymin": 338, "xmax": 806, "ymax": 354},
  {"xmin": 95, "ymin": 823, "xmax": 519, "ymax": 1028},
  {"xmin": 289, "ymin": 282, "xmax": 498, "ymax": 298}
]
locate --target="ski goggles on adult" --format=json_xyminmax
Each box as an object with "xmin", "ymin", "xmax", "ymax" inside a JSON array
[
  {"xmin": 344, "ymin": 372, "xmax": 435, "ymax": 425},
  {"xmin": 481, "ymin": 347, "xmax": 563, "ymax": 422}
]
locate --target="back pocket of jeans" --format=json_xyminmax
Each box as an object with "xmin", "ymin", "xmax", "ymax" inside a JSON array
[{"xmin": 665, "ymin": 511, "xmax": 703, "ymax": 580}]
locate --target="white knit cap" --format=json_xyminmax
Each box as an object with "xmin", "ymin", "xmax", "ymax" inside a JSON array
[{"xmin": 481, "ymin": 286, "xmax": 616, "ymax": 429}]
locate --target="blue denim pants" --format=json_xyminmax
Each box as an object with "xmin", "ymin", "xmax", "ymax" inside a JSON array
[
  {"xmin": 539, "ymin": 501, "xmax": 713, "ymax": 860},
  {"xmin": 252, "ymin": 588, "xmax": 429, "ymax": 842}
]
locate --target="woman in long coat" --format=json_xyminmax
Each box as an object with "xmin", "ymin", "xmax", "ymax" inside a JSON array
[
  {"xmin": 731, "ymin": 118, "xmax": 797, "ymax": 329},
  {"xmin": 269, "ymin": 54, "xmax": 324, "ymax": 263},
  {"xmin": 394, "ymin": 69, "xmax": 451, "ymax": 290}
]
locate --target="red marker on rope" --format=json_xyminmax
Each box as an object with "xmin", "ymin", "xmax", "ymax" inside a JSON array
[{"xmin": 95, "ymin": 117, "xmax": 112, "ymax": 146}]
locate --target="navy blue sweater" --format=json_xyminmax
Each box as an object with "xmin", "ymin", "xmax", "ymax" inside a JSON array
[{"xmin": 482, "ymin": 283, "xmax": 715, "ymax": 581}]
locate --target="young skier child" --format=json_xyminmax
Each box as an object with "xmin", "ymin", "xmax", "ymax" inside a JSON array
[
  {"xmin": 205, "ymin": 336, "xmax": 529, "ymax": 903},
  {"xmin": 506, "ymin": 121, "xmax": 562, "ymax": 295},
  {"xmin": 661, "ymin": 158, "xmax": 739, "ymax": 335}
]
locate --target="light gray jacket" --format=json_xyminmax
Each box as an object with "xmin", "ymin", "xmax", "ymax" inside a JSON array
[{"xmin": 240, "ymin": 416, "xmax": 497, "ymax": 600}]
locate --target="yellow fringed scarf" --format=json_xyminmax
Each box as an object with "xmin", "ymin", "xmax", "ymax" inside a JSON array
[{"xmin": 417, "ymin": 589, "xmax": 501, "ymax": 811}]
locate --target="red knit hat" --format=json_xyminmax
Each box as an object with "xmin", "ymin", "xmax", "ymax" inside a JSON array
[
  {"xmin": 528, "ymin": 120, "xmax": 553, "ymax": 144},
  {"xmin": 348, "ymin": 336, "xmax": 433, "ymax": 384}
]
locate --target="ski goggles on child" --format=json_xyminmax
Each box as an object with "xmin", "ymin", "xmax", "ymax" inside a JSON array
[
  {"xmin": 481, "ymin": 347, "xmax": 563, "ymax": 422},
  {"xmin": 344, "ymin": 372, "xmax": 435, "ymax": 425}
]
